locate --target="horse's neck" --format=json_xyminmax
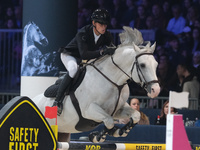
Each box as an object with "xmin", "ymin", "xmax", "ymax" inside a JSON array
[{"xmin": 95, "ymin": 47, "xmax": 135, "ymax": 85}]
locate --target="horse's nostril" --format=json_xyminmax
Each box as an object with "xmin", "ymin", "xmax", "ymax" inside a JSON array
[
  {"xmin": 152, "ymin": 88, "xmax": 155, "ymax": 93},
  {"xmin": 40, "ymin": 38, "xmax": 48, "ymax": 46}
]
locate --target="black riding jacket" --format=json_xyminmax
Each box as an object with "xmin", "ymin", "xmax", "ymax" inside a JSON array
[{"xmin": 61, "ymin": 24, "xmax": 113, "ymax": 63}]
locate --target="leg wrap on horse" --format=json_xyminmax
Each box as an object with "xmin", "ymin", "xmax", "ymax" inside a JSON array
[
  {"xmin": 107, "ymin": 118, "xmax": 137, "ymax": 138},
  {"xmin": 53, "ymin": 72, "xmax": 72, "ymax": 115},
  {"xmin": 118, "ymin": 118, "xmax": 137, "ymax": 137},
  {"xmin": 89, "ymin": 126, "xmax": 110, "ymax": 143}
]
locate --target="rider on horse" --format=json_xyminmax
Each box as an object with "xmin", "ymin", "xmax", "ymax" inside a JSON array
[{"xmin": 53, "ymin": 8, "xmax": 116, "ymax": 115}]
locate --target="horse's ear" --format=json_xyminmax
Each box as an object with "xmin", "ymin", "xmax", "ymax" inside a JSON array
[
  {"xmin": 132, "ymin": 42, "xmax": 140, "ymax": 52},
  {"xmin": 146, "ymin": 41, "xmax": 151, "ymax": 47},
  {"xmin": 30, "ymin": 21, "xmax": 35, "ymax": 25},
  {"xmin": 150, "ymin": 42, "xmax": 156, "ymax": 53}
]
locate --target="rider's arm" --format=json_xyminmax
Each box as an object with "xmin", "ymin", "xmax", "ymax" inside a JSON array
[{"xmin": 76, "ymin": 32, "xmax": 102, "ymax": 60}]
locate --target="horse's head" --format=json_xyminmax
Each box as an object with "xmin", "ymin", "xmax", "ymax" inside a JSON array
[
  {"xmin": 27, "ymin": 21, "xmax": 48, "ymax": 46},
  {"xmin": 130, "ymin": 41, "xmax": 160, "ymax": 98},
  {"xmin": 116, "ymin": 26, "xmax": 160, "ymax": 98}
]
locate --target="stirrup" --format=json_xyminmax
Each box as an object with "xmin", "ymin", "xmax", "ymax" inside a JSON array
[{"xmin": 52, "ymin": 101, "xmax": 63, "ymax": 116}]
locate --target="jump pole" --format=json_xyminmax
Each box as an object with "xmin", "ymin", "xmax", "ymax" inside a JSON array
[{"xmin": 57, "ymin": 142, "xmax": 166, "ymax": 150}]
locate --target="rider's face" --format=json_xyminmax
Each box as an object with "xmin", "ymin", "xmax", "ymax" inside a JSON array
[{"xmin": 93, "ymin": 21, "xmax": 107, "ymax": 35}]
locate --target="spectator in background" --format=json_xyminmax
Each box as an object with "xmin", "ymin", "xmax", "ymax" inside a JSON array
[
  {"xmin": 192, "ymin": 51, "xmax": 200, "ymax": 86},
  {"xmin": 121, "ymin": 0, "xmax": 137, "ymax": 26},
  {"xmin": 192, "ymin": 51, "xmax": 200, "ymax": 78},
  {"xmin": 4, "ymin": 6, "xmax": 15, "ymax": 21},
  {"xmin": 166, "ymin": 4, "xmax": 186, "ymax": 35},
  {"xmin": 151, "ymin": 3, "xmax": 167, "ymax": 30},
  {"xmin": 194, "ymin": 19, "xmax": 200, "ymax": 28},
  {"xmin": 14, "ymin": 5, "xmax": 22, "ymax": 28},
  {"xmin": 110, "ymin": 17, "xmax": 121, "ymax": 29},
  {"xmin": 132, "ymin": 5, "xmax": 147, "ymax": 29},
  {"xmin": 155, "ymin": 100, "xmax": 177, "ymax": 125},
  {"xmin": 145, "ymin": 15, "xmax": 155, "ymax": 30},
  {"xmin": 182, "ymin": 0, "xmax": 193, "ymax": 18},
  {"xmin": 154, "ymin": 45, "xmax": 166, "ymax": 59},
  {"xmin": 162, "ymin": 1, "xmax": 172, "ymax": 23},
  {"xmin": 141, "ymin": 0, "xmax": 152, "ymax": 15},
  {"xmin": 176, "ymin": 63, "xmax": 200, "ymax": 109},
  {"xmin": 118, "ymin": 98, "xmax": 150, "ymax": 125},
  {"xmin": 185, "ymin": 6, "xmax": 199, "ymax": 29},
  {"xmin": 110, "ymin": 0, "xmax": 126, "ymax": 27},
  {"xmin": 179, "ymin": 26, "xmax": 193, "ymax": 48},
  {"xmin": 191, "ymin": 27, "xmax": 200, "ymax": 54},
  {"xmin": 157, "ymin": 54, "xmax": 176, "ymax": 96},
  {"xmin": 97, "ymin": 0, "xmax": 110, "ymax": 10},
  {"xmin": 4, "ymin": 18, "xmax": 17, "ymax": 29},
  {"xmin": 166, "ymin": 35, "xmax": 186, "ymax": 68},
  {"xmin": 78, "ymin": 0, "xmax": 94, "ymax": 28}
]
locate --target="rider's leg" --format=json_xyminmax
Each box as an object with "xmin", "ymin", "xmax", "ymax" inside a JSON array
[{"xmin": 53, "ymin": 53, "xmax": 78, "ymax": 115}]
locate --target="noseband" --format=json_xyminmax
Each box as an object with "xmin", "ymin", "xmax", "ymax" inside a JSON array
[{"xmin": 111, "ymin": 53, "xmax": 159, "ymax": 92}]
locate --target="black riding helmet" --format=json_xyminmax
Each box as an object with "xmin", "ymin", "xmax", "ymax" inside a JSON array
[{"xmin": 91, "ymin": 8, "xmax": 110, "ymax": 25}]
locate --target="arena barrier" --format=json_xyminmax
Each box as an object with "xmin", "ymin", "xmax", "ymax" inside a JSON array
[
  {"xmin": 57, "ymin": 142, "xmax": 166, "ymax": 150},
  {"xmin": 0, "ymin": 96, "xmax": 199, "ymax": 150}
]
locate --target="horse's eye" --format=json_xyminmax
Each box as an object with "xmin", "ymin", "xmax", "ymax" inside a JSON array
[
  {"xmin": 36, "ymin": 28, "xmax": 40, "ymax": 32},
  {"xmin": 140, "ymin": 63, "xmax": 145, "ymax": 68}
]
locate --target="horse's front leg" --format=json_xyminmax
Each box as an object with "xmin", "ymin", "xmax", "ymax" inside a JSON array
[
  {"xmin": 110, "ymin": 103, "xmax": 141, "ymax": 137},
  {"xmin": 84, "ymin": 102, "xmax": 114, "ymax": 129},
  {"xmin": 84, "ymin": 102, "xmax": 114, "ymax": 143},
  {"xmin": 114, "ymin": 102, "xmax": 140, "ymax": 124}
]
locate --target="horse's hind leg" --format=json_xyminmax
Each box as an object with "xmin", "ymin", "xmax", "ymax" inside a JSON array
[{"xmin": 58, "ymin": 133, "xmax": 71, "ymax": 142}]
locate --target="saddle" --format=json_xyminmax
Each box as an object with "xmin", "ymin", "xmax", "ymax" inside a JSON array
[{"xmin": 44, "ymin": 67, "xmax": 86, "ymax": 98}]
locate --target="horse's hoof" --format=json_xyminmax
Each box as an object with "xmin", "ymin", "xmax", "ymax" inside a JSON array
[
  {"xmin": 89, "ymin": 131, "xmax": 100, "ymax": 143},
  {"xmin": 112, "ymin": 128, "xmax": 121, "ymax": 137},
  {"xmin": 89, "ymin": 131, "xmax": 106, "ymax": 143},
  {"xmin": 119, "ymin": 129, "xmax": 129, "ymax": 137},
  {"xmin": 107, "ymin": 126, "xmax": 120, "ymax": 137}
]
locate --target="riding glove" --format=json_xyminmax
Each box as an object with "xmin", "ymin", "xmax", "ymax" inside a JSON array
[{"xmin": 102, "ymin": 46, "xmax": 116, "ymax": 55}]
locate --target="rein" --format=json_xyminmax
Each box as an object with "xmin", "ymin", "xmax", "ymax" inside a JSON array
[
  {"xmin": 82, "ymin": 52, "xmax": 159, "ymax": 115},
  {"xmin": 86, "ymin": 61, "xmax": 125, "ymax": 117}
]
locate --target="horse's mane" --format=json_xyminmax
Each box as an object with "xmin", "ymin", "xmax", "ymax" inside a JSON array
[
  {"xmin": 89, "ymin": 27, "xmax": 154, "ymax": 65},
  {"xmin": 118, "ymin": 26, "xmax": 144, "ymax": 47},
  {"xmin": 23, "ymin": 21, "xmax": 36, "ymax": 35}
]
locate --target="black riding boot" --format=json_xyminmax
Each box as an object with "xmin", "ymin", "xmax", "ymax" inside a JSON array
[{"xmin": 52, "ymin": 73, "xmax": 72, "ymax": 116}]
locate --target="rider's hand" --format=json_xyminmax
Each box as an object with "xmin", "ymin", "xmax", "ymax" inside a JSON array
[{"xmin": 101, "ymin": 46, "xmax": 116, "ymax": 55}]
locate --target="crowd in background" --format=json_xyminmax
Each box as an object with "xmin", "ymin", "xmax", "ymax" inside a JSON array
[
  {"xmin": 0, "ymin": 0, "xmax": 200, "ymax": 101},
  {"xmin": 78, "ymin": 0, "xmax": 200, "ymax": 99},
  {"xmin": 0, "ymin": 0, "xmax": 23, "ymax": 29}
]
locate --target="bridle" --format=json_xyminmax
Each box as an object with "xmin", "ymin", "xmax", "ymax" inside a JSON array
[
  {"xmin": 111, "ymin": 52, "xmax": 159, "ymax": 92},
  {"xmin": 84, "ymin": 52, "xmax": 159, "ymax": 93}
]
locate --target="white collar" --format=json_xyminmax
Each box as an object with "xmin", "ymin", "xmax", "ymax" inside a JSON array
[{"xmin": 93, "ymin": 29, "xmax": 101, "ymax": 44}]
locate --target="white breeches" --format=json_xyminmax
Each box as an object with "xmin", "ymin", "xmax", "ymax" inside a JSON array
[{"xmin": 61, "ymin": 53, "xmax": 78, "ymax": 78}]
